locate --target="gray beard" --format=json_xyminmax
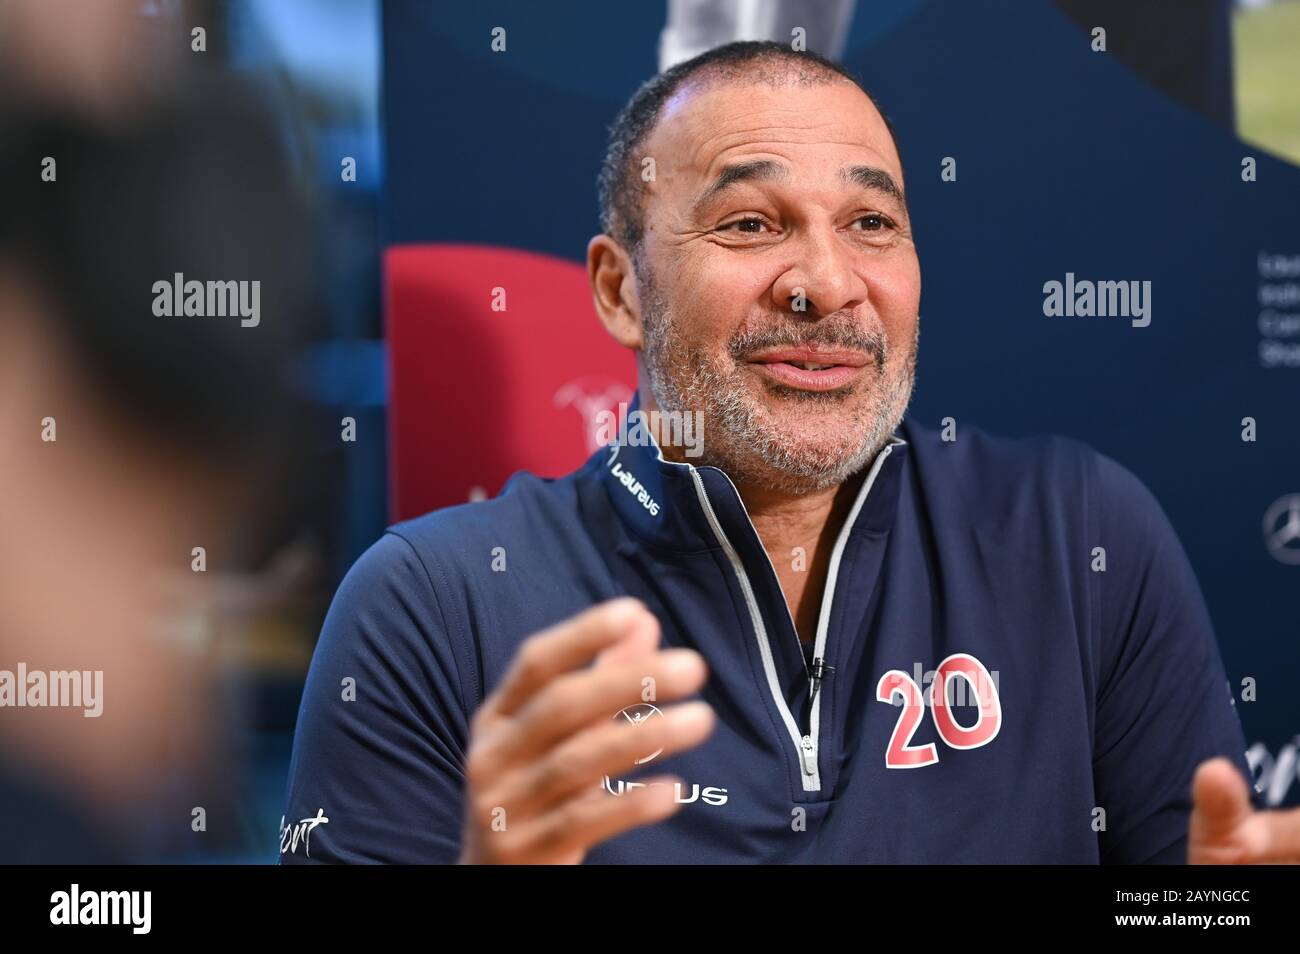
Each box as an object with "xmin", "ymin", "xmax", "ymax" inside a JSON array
[{"xmin": 639, "ymin": 271, "xmax": 918, "ymax": 495}]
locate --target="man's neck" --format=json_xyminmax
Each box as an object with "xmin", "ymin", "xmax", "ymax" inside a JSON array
[
  {"xmin": 640, "ymin": 388, "xmax": 865, "ymax": 644},
  {"xmin": 737, "ymin": 472, "xmax": 866, "ymax": 646}
]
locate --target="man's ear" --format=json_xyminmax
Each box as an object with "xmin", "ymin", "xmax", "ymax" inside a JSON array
[{"xmin": 587, "ymin": 234, "xmax": 643, "ymax": 350}]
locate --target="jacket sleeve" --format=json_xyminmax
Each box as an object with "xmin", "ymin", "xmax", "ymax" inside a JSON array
[
  {"xmin": 1090, "ymin": 452, "xmax": 1261, "ymax": 864},
  {"xmin": 279, "ymin": 531, "xmax": 472, "ymax": 863}
]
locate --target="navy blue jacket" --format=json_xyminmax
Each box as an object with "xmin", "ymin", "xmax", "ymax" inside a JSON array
[{"xmin": 281, "ymin": 414, "xmax": 1256, "ymax": 864}]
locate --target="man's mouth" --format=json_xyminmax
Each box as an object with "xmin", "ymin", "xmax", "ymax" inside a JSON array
[{"xmin": 746, "ymin": 347, "xmax": 870, "ymax": 392}]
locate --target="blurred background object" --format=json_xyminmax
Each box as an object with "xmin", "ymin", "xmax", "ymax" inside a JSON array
[
  {"xmin": 0, "ymin": 0, "xmax": 377, "ymax": 861},
  {"xmin": 1233, "ymin": 0, "xmax": 1300, "ymax": 165},
  {"xmin": 659, "ymin": 0, "xmax": 858, "ymax": 67}
]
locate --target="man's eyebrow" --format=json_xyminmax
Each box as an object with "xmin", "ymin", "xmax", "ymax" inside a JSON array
[
  {"xmin": 841, "ymin": 165, "xmax": 906, "ymax": 209},
  {"xmin": 690, "ymin": 159, "xmax": 908, "ymax": 216},
  {"xmin": 692, "ymin": 159, "xmax": 789, "ymax": 213}
]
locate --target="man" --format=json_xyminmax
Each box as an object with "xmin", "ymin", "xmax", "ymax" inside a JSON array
[{"xmin": 283, "ymin": 41, "xmax": 1293, "ymax": 864}]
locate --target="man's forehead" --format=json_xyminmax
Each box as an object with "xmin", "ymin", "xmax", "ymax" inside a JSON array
[{"xmin": 649, "ymin": 77, "xmax": 899, "ymax": 183}]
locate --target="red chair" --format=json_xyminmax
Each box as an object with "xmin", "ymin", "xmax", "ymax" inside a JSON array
[{"xmin": 384, "ymin": 243, "xmax": 636, "ymax": 521}]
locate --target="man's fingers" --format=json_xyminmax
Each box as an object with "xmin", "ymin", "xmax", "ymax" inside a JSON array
[
  {"xmin": 1252, "ymin": 806, "xmax": 1300, "ymax": 863},
  {"xmin": 593, "ymin": 606, "xmax": 660, "ymax": 668},
  {"xmin": 1190, "ymin": 757, "xmax": 1300, "ymax": 863},
  {"xmin": 488, "ymin": 700, "xmax": 716, "ymax": 818},
  {"xmin": 461, "ymin": 600, "xmax": 709, "ymax": 864},
  {"xmin": 484, "ymin": 648, "xmax": 708, "ymax": 771},
  {"xmin": 494, "ymin": 773, "xmax": 686, "ymax": 863},
  {"xmin": 482, "ymin": 598, "xmax": 657, "ymax": 721}
]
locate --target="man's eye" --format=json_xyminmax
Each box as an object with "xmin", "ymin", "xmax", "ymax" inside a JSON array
[
  {"xmin": 723, "ymin": 217, "xmax": 766, "ymax": 234},
  {"xmin": 854, "ymin": 213, "xmax": 891, "ymax": 231}
]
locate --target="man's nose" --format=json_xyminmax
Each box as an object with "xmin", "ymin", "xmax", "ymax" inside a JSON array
[{"xmin": 771, "ymin": 227, "xmax": 870, "ymax": 318}]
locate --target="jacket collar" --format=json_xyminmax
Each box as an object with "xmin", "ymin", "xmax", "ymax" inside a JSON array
[{"xmin": 593, "ymin": 393, "xmax": 909, "ymax": 553}]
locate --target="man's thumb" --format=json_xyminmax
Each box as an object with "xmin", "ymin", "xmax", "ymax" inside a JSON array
[{"xmin": 1190, "ymin": 757, "xmax": 1252, "ymax": 840}]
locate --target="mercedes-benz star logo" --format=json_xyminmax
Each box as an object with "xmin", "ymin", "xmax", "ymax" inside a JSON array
[
  {"xmin": 614, "ymin": 703, "xmax": 665, "ymax": 765},
  {"xmin": 1263, "ymin": 494, "xmax": 1300, "ymax": 565}
]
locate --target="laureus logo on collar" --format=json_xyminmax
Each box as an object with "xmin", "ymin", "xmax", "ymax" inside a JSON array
[{"xmin": 605, "ymin": 445, "xmax": 661, "ymax": 517}]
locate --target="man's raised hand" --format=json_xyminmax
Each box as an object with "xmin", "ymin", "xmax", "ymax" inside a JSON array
[
  {"xmin": 1189, "ymin": 756, "xmax": 1300, "ymax": 864},
  {"xmin": 457, "ymin": 598, "xmax": 715, "ymax": 864}
]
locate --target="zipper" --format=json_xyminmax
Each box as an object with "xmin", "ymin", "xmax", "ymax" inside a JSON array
[
  {"xmin": 806, "ymin": 441, "xmax": 897, "ymax": 779},
  {"xmin": 689, "ymin": 467, "xmax": 822, "ymax": 791},
  {"xmin": 687, "ymin": 442, "xmax": 900, "ymax": 794}
]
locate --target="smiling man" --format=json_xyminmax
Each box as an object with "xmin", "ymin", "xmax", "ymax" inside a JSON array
[{"xmin": 282, "ymin": 41, "xmax": 1295, "ymax": 865}]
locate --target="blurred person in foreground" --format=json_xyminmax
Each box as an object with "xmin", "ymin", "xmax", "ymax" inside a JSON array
[
  {"xmin": 0, "ymin": 77, "xmax": 317, "ymax": 860},
  {"xmin": 284, "ymin": 42, "xmax": 1296, "ymax": 864}
]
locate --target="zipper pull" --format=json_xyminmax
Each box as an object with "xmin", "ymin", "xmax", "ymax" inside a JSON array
[{"xmin": 799, "ymin": 735, "xmax": 818, "ymax": 776}]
